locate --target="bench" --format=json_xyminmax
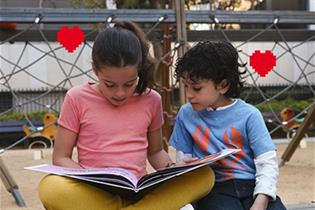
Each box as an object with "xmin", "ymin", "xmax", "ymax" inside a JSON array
[
  {"xmin": 0, "ymin": 113, "xmax": 57, "ymax": 149},
  {"xmin": 0, "ymin": 120, "xmax": 42, "ymax": 134}
]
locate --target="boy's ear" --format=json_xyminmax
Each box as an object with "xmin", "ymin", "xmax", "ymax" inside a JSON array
[
  {"xmin": 218, "ymin": 79, "xmax": 230, "ymax": 94},
  {"xmin": 92, "ymin": 63, "xmax": 98, "ymax": 76}
]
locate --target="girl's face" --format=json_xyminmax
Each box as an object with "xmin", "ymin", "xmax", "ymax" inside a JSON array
[
  {"xmin": 94, "ymin": 65, "xmax": 139, "ymax": 106},
  {"xmin": 182, "ymin": 77, "xmax": 230, "ymax": 111}
]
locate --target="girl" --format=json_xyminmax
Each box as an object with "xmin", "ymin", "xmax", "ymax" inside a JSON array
[{"xmin": 38, "ymin": 21, "xmax": 214, "ymax": 210}]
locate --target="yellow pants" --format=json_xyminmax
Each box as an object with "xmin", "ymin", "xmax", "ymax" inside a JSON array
[{"xmin": 39, "ymin": 166, "xmax": 214, "ymax": 210}]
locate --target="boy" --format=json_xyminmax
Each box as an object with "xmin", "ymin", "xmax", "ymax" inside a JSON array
[{"xmin": 169, "ymin": 41, "xmax": 286, "ymax": 210}]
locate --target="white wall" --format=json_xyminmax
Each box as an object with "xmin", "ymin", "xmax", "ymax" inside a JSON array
[
  {"xmin": 0, "ymin": 42, "xmax": 96, "ymax": 91},
  {"xmin": 235, "ymin": 41, "xmax": 315, "ymax": 86},
  {"xmin": 0, "ymin": 41, "xmax": 314, "ymax": 91}
]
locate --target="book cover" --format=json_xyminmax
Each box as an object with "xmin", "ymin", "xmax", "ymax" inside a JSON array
[{"xmin": 25, "ymin": 148, "xmax": 240, "ymax": 198}]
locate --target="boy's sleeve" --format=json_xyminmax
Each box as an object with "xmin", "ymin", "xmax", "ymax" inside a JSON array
[
  {"xmin": 246, "ymin": 109, "xmax": 276, "ymax": 157},
  {"xmin": 246, "ymin": 108, "xmax": 278, "ymax": 200},
  {"xmin": 169, "ymin": 108, "xmax": 193, "ymax": 155},
  {"xmin": 254, "ymin": 150, "xmax": 278, "ymax": 200}
]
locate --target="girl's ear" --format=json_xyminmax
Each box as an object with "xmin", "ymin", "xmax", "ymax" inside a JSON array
[{"xmin": 217, "ymin": 79, "xmax": 230, "ymax": 94}]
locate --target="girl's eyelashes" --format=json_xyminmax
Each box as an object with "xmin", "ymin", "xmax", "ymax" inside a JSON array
[
  {"xmin": 104, "ymin": 82, "xmax": 136, "ymax": 88},
  {"xmin": 105, "ymin": 83, "xmax": 115, "ymax": 88}
]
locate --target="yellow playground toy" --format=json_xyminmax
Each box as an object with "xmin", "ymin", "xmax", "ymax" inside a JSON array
[
  {"xmin": 23, "ymin": 113, "xmax": 57, "ymax": 149},
  {"xmin": 280, "ymin": 107, "xmax": 308, "ymax": 148}
]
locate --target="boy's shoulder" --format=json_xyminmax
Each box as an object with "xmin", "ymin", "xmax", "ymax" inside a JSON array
[
  {"xmin": 235, "ymin": 99, "xmax": 261, "ymax": 115},
  {"xmin": 180, "ymin": 103, "xmax": 194, "ymax": 111},
  {"xmin": 176, "ymin": 100, "xmax": 262, "ymax": 117},
  {"xmin": 177, "ymin": 103, "xmax": 195, "ymax": 117}
]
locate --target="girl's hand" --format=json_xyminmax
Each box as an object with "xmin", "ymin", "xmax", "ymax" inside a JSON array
[{"xmin": 250, "ymin": 194, "xmax": 269, "ymax": 210}]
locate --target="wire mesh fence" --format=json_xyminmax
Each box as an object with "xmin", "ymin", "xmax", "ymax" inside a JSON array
[{"xmin": 0, "ymin": 8, "xmax": 315, "ymax": 150}]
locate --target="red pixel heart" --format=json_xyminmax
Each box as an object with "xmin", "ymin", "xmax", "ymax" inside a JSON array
[
  {"xmin": 57, "ymin": 26, "xmax": 84, "ymax": 53},
  {"xmin": 249, "ymin": 50, "xmax": 276, "ymax": 77}
]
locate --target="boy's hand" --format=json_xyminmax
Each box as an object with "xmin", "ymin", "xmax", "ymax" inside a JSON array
[
  {"xmin": 250, "ymin": 194, "xmax": 269, "ymax": 210},
  {"xmin": 182, "ymin": 157, "xmax": 198, "ymax": 163},
  {"xmin": 175, "ymin": 157, "xmax": 199, "ymax": 167}
]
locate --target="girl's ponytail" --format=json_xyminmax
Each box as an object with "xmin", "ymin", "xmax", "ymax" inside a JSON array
[{"xmin": 113, "ymin": 21, "xmax": 155, "ymax": 94}]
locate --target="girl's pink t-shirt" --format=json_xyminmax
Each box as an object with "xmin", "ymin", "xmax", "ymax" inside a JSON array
[{"xmin": 58, "ymin": 83, "xmax": 164, "ymax": 178}]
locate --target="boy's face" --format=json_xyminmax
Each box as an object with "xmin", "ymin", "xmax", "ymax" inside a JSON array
[{"xmin": 182, "ymin": 77, "xmax": 230, "ymax": 111}]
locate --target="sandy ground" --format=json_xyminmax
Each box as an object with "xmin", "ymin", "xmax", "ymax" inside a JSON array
[{"xmin": 0, "ymin": 143, "xmax": 314, "ymax": 210}]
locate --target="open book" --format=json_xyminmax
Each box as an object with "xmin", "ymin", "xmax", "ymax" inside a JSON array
[{"xmin": 25, "ymin": 148, "xmax": 240, "ymax": 198}]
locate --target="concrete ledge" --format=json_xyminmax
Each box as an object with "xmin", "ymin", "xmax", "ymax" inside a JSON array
[{"xmin": 286, "ymin": 203, "xmax": 315, "ymax": 210}]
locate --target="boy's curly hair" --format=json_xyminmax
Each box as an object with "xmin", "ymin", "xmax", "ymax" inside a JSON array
[{"xmin": 174, "ymin": 40, "xmax": 245, "ymax": 98}]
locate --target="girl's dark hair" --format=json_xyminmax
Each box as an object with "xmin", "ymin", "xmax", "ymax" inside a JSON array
[
  {"xmin": 92, "ymin": 21, "xmax": 155, "ymax": 94},
  {"xmin": 174, "ymin": 40, "xmax": 245, "ymax": 98}
]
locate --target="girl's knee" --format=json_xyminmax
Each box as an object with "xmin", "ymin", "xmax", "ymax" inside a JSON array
[
  {"xmin": 40, "ymin": 174, "xmax": 60, "ymax": 185},
  {"xmin": 39, "ymin": 175, "xmax": 59, "ymax": 207},
  {"xmin": 182, "ymin": 166, "xmax": 215, "ymax": 197},
  {"xmin": 39, "ymin": 175, "xmax": 123, "ymax": 210},
  {"xmin": 198, "ymin": 167, "xmax": 214, "ymax": 178},
  {"xmin": 39, "ymin": 174, "xmax": 68, "ymax": 193},
  {"xmin": 39, "ymin": 175, "xmax": 58, "ymax": 196},
  {"xmin": 38, "ymin": 175, "xmax": 74, "ymax": 204},
  {"xmin": 197, "ymin": 167, "xmax": 215, "ymax": 189}
]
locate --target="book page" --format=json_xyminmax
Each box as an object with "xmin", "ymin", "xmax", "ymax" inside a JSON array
[
  {"xmin": 181, "ymin": 148, "xmax": 241, "ymax": 166},
  {"xmin": 25, "ymin": 148, "xmax": 240, "ymax": 196},
  {"xmin": 25, "ymin": 164, "xmax": 139, "ymax": 188},
  {"xmin": 160, "ymin": 148, "xmax": 241, "ymax": 170},
  {"xmin": 137, "ymin": 148, "xmax": 240, "ymax": 190}
]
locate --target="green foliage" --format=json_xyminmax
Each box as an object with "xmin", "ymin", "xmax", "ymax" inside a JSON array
[
  {"xmin": 255, "ymin": 98, "xmax": 314, "ymax": 113},
  {"xmin": 71, "ymin": 0, "xmax": 106, "ymax": 9},
  {"xmin": 122, "ymin": 0, "xmax": 138, "ymax": 8},
  {"xmin": 70, "ymin": 0, "xmax": 261, "ymax": 10},
  {"xmin": 0, "ymin": 111, "xmax": 58, "ymax": 121}
]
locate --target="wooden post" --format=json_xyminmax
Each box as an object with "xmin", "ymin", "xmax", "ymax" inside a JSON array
[
  {"xmin": 279, "ymin": 103, "xmax": 315, "ymax": 167},
  {"xmin": 175, "ymin": 0, "xmax": 187, "ymax": 105},
  {"xmin": 0, "ymin": 156, "xmax": 26, "ymax": 207},
  {"xmin": 160, "ymin": 23, "xmax": 173, "ymax": 152}
]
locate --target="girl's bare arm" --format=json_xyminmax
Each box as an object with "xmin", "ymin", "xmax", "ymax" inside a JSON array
[
  {"xmin": 52, "ymin": 126, "xmax": 81, "ymax": 168},
  {"xmin": 147, "ymin": 128, "xmax": 173, "ymax": 169}
]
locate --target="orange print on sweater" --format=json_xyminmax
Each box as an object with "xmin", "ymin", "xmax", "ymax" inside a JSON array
[
  {"xmin": 192, "ymin": 124, "xmax": 210, "ymax": 152},
  {"xmin": 223, "ymin": 128, "xmax": 246, "ymax": 166}
]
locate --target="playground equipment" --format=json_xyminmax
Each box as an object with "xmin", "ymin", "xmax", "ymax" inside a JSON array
[
  {"xmin": 280, "ymin": 103, "xmax": 315, "ymax": 167},
  {"xmin": 23, "ymin": 113, "xmax": 57, "ymax": 149},
  {"xmin": 280, "ymin": 107, "xmax": 308, "ymax": 148},
  {"xmin": 0, "ymin": 156, "xmax": 26, "ymax": 207},
  {"xmin": 0, "ymin": 113, "xmax": 57, "ymax": 207}
]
